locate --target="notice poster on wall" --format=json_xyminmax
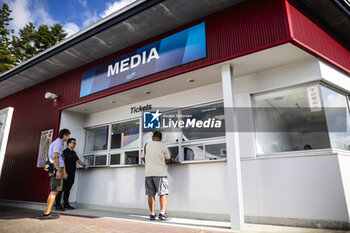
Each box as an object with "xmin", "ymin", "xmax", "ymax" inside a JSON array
[
  {"xmin": 36, "ymin": 129, "xmax": 53, "ymax": 167},
  {"xmin": 0, "ymin": 107, "xmax": 14, "ymax": 179}
]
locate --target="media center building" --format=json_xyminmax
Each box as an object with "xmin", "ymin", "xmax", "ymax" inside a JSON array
[{"xmin": 0, "ymin": 0, "xmax": 350, "ymax": 230}]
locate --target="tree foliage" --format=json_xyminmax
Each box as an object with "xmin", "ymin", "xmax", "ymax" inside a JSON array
[
  {"xmin": 0, "ymin": 3, "xmax": 17, "ymax": 73},
  {"xmin": 0, "ymin": 3, "xmax": 68, "ymax": 73}
]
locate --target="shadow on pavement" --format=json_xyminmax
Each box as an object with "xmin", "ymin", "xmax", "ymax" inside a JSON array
[
  {"xmin": 0, "ymin": 206, "xmax": 99, "ymax": 221},
  {"xmin": 0, "ymin": 206, "xmax": 231, "ymax": 232}
]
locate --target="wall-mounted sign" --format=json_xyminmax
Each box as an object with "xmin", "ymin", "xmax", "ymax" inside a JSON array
[
  {"xmin": 307, "ymin": 86, "xmax": 322, "ymax": 112},
  {"xmin": 131, "ymin": 104, "xmax": 152, "ymax": 114},
  {"xmin": 80, "ymin": 22, "xmax": 207, "ymax": 97}
]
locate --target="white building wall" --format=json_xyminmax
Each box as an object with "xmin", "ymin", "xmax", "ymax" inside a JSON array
[
  {"xmin": 76, "ymin": 162, "xmax": 229, "ymax": 218},
  {"xmin": 338, "ymin": 153, "xmax": 350, "ymax": 221},
  {"xmin": 242, "ymin": 154, "xmax": 348, "ymax": 222},
  {"xmin": 61, "ymin": 58, "xmax": 350, "ymax": 225},
  {"xmin": 320, "ymin": 61, "xmax": 350, "ymax": 93}
]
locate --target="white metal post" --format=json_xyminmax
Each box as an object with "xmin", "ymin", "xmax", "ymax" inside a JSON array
[{"xmin": 221, "ymin": 63, "xmax": 244, "ymax": 230}]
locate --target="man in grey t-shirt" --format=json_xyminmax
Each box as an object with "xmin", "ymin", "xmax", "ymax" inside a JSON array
[{"xmin": 142, "ymin": 131, "xmax": 174, "ymax": 221}]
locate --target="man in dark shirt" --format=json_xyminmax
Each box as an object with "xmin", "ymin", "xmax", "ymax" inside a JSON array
[{"xmin": 55, "ymin": 138, "xmax": 88, "ymax": 210}]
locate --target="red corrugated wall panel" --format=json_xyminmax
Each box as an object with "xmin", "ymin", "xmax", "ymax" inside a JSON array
[
  {"xmin": 0, "ymin": 0, "xmax": 292, "ymax": 202},
  {"xmin": 286, "ymin": 0, "xmax": 350, "ymax": 73}
]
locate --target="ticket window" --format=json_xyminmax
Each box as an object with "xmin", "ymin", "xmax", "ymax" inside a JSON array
[
  {"xmin": 110, "ymin": 151, "xmax": 139, "ymax": 165},
  {"xmin": 125, "ymin": 151, "xmax": 139, "ymax": 165}
]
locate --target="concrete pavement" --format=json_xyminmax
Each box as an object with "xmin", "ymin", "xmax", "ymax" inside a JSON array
[{"xmin": 0, "ymin": 205, "xmax": 349, "ymax": 233}]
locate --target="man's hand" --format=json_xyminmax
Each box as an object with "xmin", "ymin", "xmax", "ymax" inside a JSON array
[
  {"xmin": 56, "ymin": 170, "xmax": 62, "ymax": 179},
  {"xmin": 63, "ymin": 172, "xmax": 68, "ymax": 179},
  {"xmin": 165, "ymin": 158, "xmax": 175, "ymax": 164},
  {"xmin": 83, "ymin": 165, "xmax": 88, "ymax": 170}
]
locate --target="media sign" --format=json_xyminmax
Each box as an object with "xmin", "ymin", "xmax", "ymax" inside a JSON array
[{"xmin": 80, "ymin": 22, "xmax": 207, "ymax": 97}]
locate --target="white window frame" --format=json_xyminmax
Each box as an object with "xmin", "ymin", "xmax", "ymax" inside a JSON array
[
  {"xmin": 82, "ymin": 99, "xmax": 228, "ymax": 167},
  {"xmin": 84, "ymin": 124, "xmax": 110, "ymax": 154}
]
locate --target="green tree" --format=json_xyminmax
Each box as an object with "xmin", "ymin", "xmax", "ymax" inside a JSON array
[
  {"xmin": 36, "ymin": 24, "xmax": 66, "ymax": 50},
  {"xmin": 11, "ymin": 22, "xmax": 37, "ymax": 62},
  {"xmin": 11, "ymin": 23, "xmax": 67, "ymax": 63},
  {"xmin": 0, "ymin": 3, "xmax": 17, "ymax": 73},
  {"xmin": 0, "ymin": 3, "xmax": 68, "ymax": 73}
]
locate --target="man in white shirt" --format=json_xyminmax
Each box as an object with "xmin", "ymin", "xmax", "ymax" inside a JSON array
[
  {"xmin": 142, "ymin": 131, "xmax": 174, "ymax": 221},
  {"xmin": 43, "ymin": 128, "xmax": 70, "ymax": 219}
]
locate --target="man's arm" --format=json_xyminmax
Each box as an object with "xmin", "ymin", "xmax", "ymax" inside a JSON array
[
  {"xmin": 77, "ymin": 159, "xmax": 88, "ymax": 170},
  {"xmin": 63, "ymin": 164, "xmax": 68, "ymax": 179},
  {"xmin": 53, "ymin": 152, "xmax": 61, "ymax": 179},
  {"xmin": 164, "ymin": 146, "xmax": 174, "ymax": 164},
  {"xmin": 141, "ymin": 144, "xmax": 146, "ymax": 164},
  {"xmin": 62, "ymin": 150, "xmax": 68, "ymax": 179},
  {"xmin": 141, "ymin": 150, "xmax": 146, "ymax": 164}
]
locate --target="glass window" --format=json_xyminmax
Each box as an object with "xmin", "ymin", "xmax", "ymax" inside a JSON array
[
  {"xmin": 205, "ymin": 143, "xmax": 227, "ymax": 160},
  {"xmin": 182, "ymin": 102, "xmax": 225, "ymax": 141},
  {"xmin": 84, "ymin": 101, "xmax": 229, "ymax": 165},
  {"xmin": 110, "ymin": 154, "xmax": 121, "ymax": 165},
  {"xmin": 321, "ymin": 86, "xmax": 350, "ymax": 151},
  {"xmin": 85, "ymin": 126, "xmax": 109, "ymax": 152},
  {"xmin": 110, "ymin": 151, "xmax": 139, "ymax": 165},
  {"xmin": 95, "ymin": 155, "xmax": 107, "ymax": 166},
  {"xmin": 111, "ymin": 120, "xmax": 140, "ymax": 149},
  {"xmin": 143, "ymin": 110, "xmax": 179, "ymax": 145},
  {"xmin": 84, "ymin": 155, "xmax": 94, "ymax": 166},
  {"xmin": 168, "ymin": 146, "xmax": 178, "ymax": 159},
  {"xmin": 183, "ymin": 145, "xmax": 204, "ymax": 161},
  {"xmin": 125, "ymin": 151, "xmax": 139, "ymax": 165},
  {"xmin": 253, "ymin": 85, "xmax": 330, "ymax": 154}
]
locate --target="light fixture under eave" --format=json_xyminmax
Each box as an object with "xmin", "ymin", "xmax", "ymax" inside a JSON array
[
  {"xmin": 110, "ymin": 100, "xmax": 116, "ymax": 104},
  {"xmin": 188, "ymin": 79, "xmax": 196, "ymax": 83},
  {"xmin": 45, "ymin": 92, "xmax": 59, "ymax": 106},
  {"xmin": 145, "ymin": 90, "xmax": 151, "ymax": 95},
  {"xmin": 82, "ymin": 108, "xmax": 88, "ymax": 111}
]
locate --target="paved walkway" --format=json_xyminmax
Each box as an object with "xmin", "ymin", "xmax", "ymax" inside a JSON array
[{"xmin": 0, "ymin": 205, "xmax": 349, "ymax": 233}]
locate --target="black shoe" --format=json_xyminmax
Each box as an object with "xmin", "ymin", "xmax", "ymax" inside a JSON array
[
  {"xmin": 55, "ymin": 205, "xmax": 65, "ymax": 211},
  {"xmin": 42, "ymin": 212, "xmax": 60, "ymax": 220},
  {"xmin": 149, "ymin": 214, "xmax": 156, "ymax": 221},
  {"xmin": 158, "ymin": 212, "xmax": 171, "ymax": 221},
  {"xmin": 64, "ymin": 204, "xmax": 75, "ymax": 210}
]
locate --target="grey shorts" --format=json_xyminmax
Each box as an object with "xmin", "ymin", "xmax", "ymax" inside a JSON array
[
  {"xmin": 49, "ymin": 168, "xmax": 63, "ymax": 192},
  {"xmin": 145, "ymin": 176, "xmax": 169, "ymax": 196}
]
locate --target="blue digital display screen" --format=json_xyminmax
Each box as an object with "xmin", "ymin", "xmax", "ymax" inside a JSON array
[{"xmin": 80, "ymin": 22, "xmax": 207, "ymax": 97}]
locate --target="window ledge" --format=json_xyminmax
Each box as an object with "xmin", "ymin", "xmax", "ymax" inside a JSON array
[
  {"xmin": 332, "ymin": 149, "xmax": 350, "ymax": 157},
  {"xmin": 77, "ymin": 159, "xmax": 228, "ymax": 169},
  {"xmin": 242, "ymin": 148, "xmax": 336, "ymax": 160},
  {"xmin": 169, "ymin": 159, "xmax": 227, "ymax": 165},
  {"xmin": 77, "ymin": 164, "xmax": 140, "ymax": 169}
]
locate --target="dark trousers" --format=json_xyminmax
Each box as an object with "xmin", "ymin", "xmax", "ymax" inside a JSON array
[{"xmin": 55, "ymin": 174, "xmax": 75, "ymax": 206}]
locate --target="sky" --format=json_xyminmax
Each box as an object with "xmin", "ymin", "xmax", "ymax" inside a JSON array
[{"xmin": 2, "ymin": 0, "xmax": 137, "ymax": 37}]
